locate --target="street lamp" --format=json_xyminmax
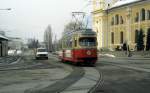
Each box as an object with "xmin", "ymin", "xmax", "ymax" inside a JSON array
[
  {"xmin": 126, "ymin": 7, "xmax": 132, "ymax": 57},
  {"xmin": 0, "ymin": 8, "xmax": 11, "ymax": 10}
]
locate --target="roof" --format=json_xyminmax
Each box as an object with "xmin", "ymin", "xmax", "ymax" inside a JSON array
[
  {"xmin": 110, "ymin": 0, "xmax": 141, "ymax": 9},
  {"xmin": 0, "ymin": 34, "xmax": 9, "ymax": 40}
]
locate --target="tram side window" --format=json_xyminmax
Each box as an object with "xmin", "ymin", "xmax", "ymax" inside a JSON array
[
  {"xmin": 68, "ymin": 41, "xmax": 72, "ymax": 48},
  {"xmin": 75, "ymin": 40, "xmax": 77, "ymax": 47}
]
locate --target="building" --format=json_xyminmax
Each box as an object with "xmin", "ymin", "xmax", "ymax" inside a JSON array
[
  {"xmin": 93, "ymin": 0, "xmax": 150, "ymax": 50},
  {"xmin": 0, "ymin": 31, "xmax": 8, "ymax": 56},
  {"xmin": 44, "ymin": 25, "xmax": 53, "ymax": 52},
  {"xmin": 8, "ymin": 37, "xmax": 23, "ymax": 50}
]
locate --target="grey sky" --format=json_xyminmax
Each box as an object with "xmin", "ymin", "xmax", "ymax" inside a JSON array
[
  {"xmin": 0, "ymin": 0, "xmax": 93, "ymax": 42},
  {"xmin": 0, "ymin": 0, "xmax": 112, "ymax": 42}
]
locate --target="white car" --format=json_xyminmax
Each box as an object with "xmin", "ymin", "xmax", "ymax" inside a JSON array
[
  {"xmin": 8, "ymin": 50, "xmax": 16, "ymax": 56},
  {"xmin": 36, "ymin": 48, "xmax": 48, "ymax": 60},
  {"xmin": 16, "ymin": 50, "xmax": 22, "ymax": 56}
]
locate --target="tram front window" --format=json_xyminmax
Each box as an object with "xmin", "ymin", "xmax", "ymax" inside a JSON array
[{"xmin": 79, "ymin": 37, "xmax": 96, "ymax": 47}]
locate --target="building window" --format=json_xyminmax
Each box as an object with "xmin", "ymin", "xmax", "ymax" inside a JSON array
[
  {"xmin": 141, "ymin": 8, "xmax": 145, "ymax": 21},
  {"xmin": 115, "ymin": 14, "xmax": 119, "ymax": 25},
  {"xmin": 147, "ymin": 10, "xmax": 150, "ymax": 20},
  {"xmin": 111, "ymin": 17, "xmax": 114, "ymax": 25},
  {"xmin": 120, "ymin": 16, "xmax": 124, "ymax": 24},
  {"xmin": 135, "ymin": 12, "xmax": 139, "ymax": 22},
  {"xmin": 96, "ymin": 29, "xmax": 98, "ymax": 33},
  {"xmin": 111, "ymin": 32, "xmax": 114, "ymax": 44},
  {"xmin": 135, "ymin": 30, "xmax": 138, "ymax": 43},
  {"xmin": 120, "ymin": 32, "xmax": 123, "ymax": 44},
  {"xmin": 96, "ymin": 21, "xmax": 98, "ymax": 24}
]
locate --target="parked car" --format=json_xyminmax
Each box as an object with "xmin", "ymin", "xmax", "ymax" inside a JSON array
[
  {"xmin": 8, "ymin": 50, "xmax": 16, "ymax": 56},
  {"xmin": 35, "ymin": 48, "xmax": 48, "ymax": 60},
  {"xmin": 16, "ymin": 50, "xmax": 22, "ymax": 56}
]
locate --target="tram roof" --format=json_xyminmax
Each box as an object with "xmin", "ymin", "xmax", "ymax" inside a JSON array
[{"xmin": 63, "ymin": 29, "xmax": 96, "ymax": 37}]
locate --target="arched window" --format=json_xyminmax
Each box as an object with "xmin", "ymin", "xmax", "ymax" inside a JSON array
[
  {"xmin": 147, "ymin": 10, "xmax": 150, "ymax": 20},
  {"xmin": 141, "ymin": 8, "xmax": 145, "ymax": 21},
  {"xmin": 120, "ymin": 16, "xmax": 124, "ymax": 24},
  {"xmin": 111, "ymin": 17, "xmax": 114, "ymax": 25},
  {"xmin": 120, "ymin": 32, "xmax": 123, "ymax": 44},
  {"xmin": 135, "ymin": 12, "xmax": 139, "ymax": 22},
  {"xmin": 111, "ymin": 32, "xmax": 114, "ymax": 44},
  {"xmin": 135, "ymin": 30, "xmax": 138, "ymax": 43},
  {"xmin": 115, "ymin": 14, "xmax": 119, "ymax": 25}
]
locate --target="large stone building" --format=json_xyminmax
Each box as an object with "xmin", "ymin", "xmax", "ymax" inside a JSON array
[{"xmin": 93, "ymin": 0, "xmax": 150, "ymax": 50}]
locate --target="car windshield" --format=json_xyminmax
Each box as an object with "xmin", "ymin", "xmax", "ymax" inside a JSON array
[
  {"xmin": 79, "ymin": 37, "xmax": 96, "ymax": 47},
  {"xmin": 37, "ymin": 49, "xmax": 47, "ymax": 52}
]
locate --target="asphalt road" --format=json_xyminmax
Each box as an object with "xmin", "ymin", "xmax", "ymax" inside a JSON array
[
  {"xmin": 0, "ymin": 50, "xmax": 90, "ymax": 93},
  {"xmin": 94, "ymin": 57, "xmax": 150, "ymax": 93},
  {"xmin": 0, "ymin": 50, "xmax": 76, "ymax": 93},
  {"xmin": 0, "ymin": 50, "xmax": 150, "ymax": 93}
]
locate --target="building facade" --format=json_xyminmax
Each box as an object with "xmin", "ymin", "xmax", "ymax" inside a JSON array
[
  {"xmin": 93, "ymin": 0, "xmax": 150, "ymax": 50},
  {"xmin": 0, "ymin": 32, "xmax": 8, "ymax": 57},
  {"xmin": 8, "ymin": 37, "xmax": 23, "ymax": 50}
]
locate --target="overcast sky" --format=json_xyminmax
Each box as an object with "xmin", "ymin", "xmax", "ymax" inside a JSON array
[
  {"xmin": 0, "ymin": 0, "xmax": 111, "ymax": 42},
  {"xmin": 0, "ymin": 0, "xmax": 93, "ymax": 42}
]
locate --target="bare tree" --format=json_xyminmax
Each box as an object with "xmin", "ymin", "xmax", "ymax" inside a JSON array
[
  {"xmin": 27, "ymin": 38, "xmax": 39, "ymax": 49},
  {"xmin": 44, "ymin": 25, "xmax": 53, "ymax": 52}
]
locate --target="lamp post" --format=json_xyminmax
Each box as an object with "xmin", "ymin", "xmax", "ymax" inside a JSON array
[
  {"xmin": 0, "ymin": 8, "xmax": 11, "ymax": 10},
  {"xmin": 126, "ymin": 7, "xmax": 132, "ymax": 57}
]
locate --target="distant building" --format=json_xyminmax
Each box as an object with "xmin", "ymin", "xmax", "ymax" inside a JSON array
[
  {"xmin": 0, "ymin": 31, "xmax": 8, "ymax": 56},
  {"xmin": 8, "ymin": 37, "xmax": 23, "ymax": 50},
  {"xmin": 93, "ymin": 0, "xmax": 150, "ymax": 50},
  {"xmin": 44, "ymin": 25, "xmax": 53, "ymax": 52}
]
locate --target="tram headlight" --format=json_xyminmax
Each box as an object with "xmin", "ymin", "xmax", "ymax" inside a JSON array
[{"xmin": 87, "ymin": 50, "xmax": 91, "ymax": 55}]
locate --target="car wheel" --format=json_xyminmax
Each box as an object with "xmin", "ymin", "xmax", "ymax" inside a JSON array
[
  {"xmin": 46, "ymin": 57, "xmax": 48, "ymax": 60},
  {"xmin": 36, "ymin": 57, "xmax": 39, "ymax": 60}
]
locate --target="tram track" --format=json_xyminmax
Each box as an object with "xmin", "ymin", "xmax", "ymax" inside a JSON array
[
  {"xmin": 91, "ymin": 59, "xmax": 150, "ymax": 93},
  {"xmin": 25, "ymin": 66, "xmax": 85, "ymax": 93},
  {"xmin": 87, "ymin": 67, "xmax": 104, "ymax": 93},
  {"xmin": 0, "ymin": 56, "xmax": 20, "ymax": 66},
  {"xmin": 98, "ymin": 61, "xmax": 150, "ymax": 73},
  {"xmin": 47, "ymin": 54, "xmax": 105, "ymax": 93},
  {"xmin": 0, "ymin": 56, "xmax": 62, "ymax": 71},
  {"xmin": 0, "ymin": 52, "xmax": 104, "ymax": 93}
]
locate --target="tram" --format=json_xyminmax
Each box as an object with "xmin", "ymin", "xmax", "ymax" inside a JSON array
[{"xmin": 59, "ymin": 29, "xmax": 97, "ymax": 65}]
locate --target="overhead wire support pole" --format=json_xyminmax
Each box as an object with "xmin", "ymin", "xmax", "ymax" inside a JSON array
[{"xmin": 71, "ymin": 12, "xmax": 86, "ymax": 30}]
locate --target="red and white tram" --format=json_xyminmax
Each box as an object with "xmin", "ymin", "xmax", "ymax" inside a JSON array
[{"xmin": 59, "ymin": 29, "xmax": 97, "ymax": 65}]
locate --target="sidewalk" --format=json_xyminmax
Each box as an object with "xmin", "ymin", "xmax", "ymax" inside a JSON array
[{"xmin": 99, "ymin": 51, "xmax": 150, "ymax": 60}]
